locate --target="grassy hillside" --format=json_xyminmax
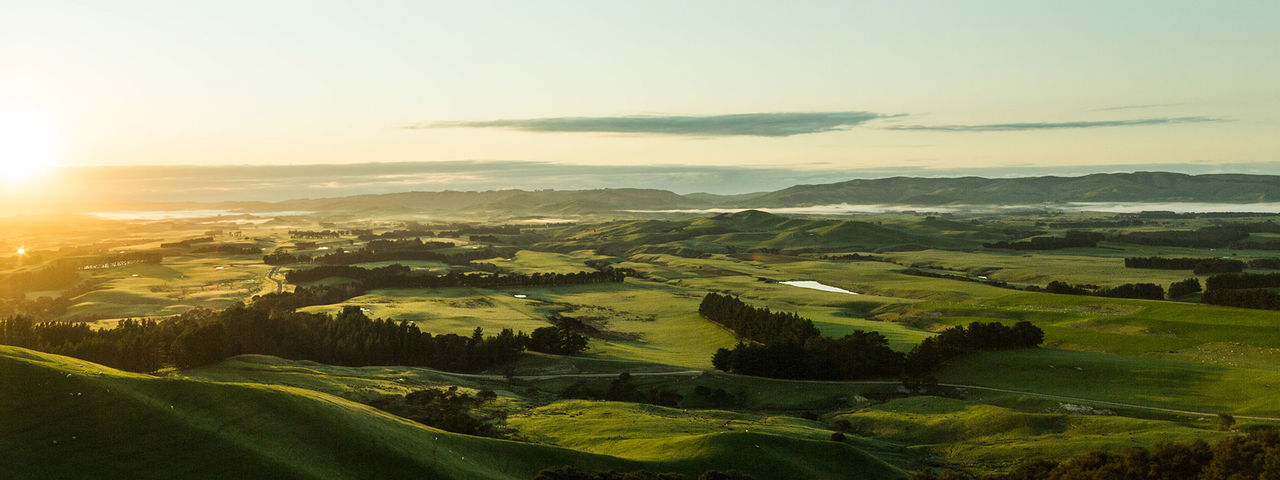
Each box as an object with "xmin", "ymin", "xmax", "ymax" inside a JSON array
[
  {"xmin": 1, "ymin": 347, "xmax": 914, "ymax": 479},
  {"xmin": 544, "ymin": 210, "xmax": 976, "ymax": 255},
  {"xmin": 0, "ymin": 346, "xmax": 643, "ymax": 480},
  {"xmin": 745, "ymin": 172, "xmax": 1280, "ymax": 206}
]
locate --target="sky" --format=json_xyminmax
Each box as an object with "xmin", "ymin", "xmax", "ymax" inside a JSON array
[{"xmin": 1, "ymin": 0, "xmax": 1278, "ymax": 190}]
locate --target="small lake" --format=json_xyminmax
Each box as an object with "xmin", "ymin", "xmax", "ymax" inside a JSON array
[{"xmin": 780, "ymin": 280, "xmax": 860, "ymax": 295}]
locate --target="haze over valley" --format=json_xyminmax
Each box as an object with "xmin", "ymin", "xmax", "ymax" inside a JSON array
[{"xmin": 3, "ymin": 2, "xmax": 1280, "ymax": 479}]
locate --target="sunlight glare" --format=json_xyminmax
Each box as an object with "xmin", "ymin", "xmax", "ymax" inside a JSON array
[{"xmin": 0, "ymin": 107, "xmax": 61, "ymax": 184}]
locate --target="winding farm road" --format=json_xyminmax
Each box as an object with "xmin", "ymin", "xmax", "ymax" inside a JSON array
[{"xmin": 267, "ymin": 266, "xmax": 284, "ymax": 294}]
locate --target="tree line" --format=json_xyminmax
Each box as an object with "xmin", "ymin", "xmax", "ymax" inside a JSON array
[
  {"xmin": 0, "ymin": 302, "xmax": 585, "ymax": 373},
  {"xmin": 983, "ymin": 231, "xmax": 1102, "ymax": 250},
  {"xmin": 697, "ymin": 292, "xmax": 820, "ymax": 345},
  {"xmin": 312, "ymin": 245, "xmax": 511, "ymax": 266},
  {"xmin": 901, "ymin": 268, "xmax": 1010, "ymax": 288},
  {"xmin": 1033, "ymin": 281, "xmax": 1166, "ymax": 300},
  {"xmin": 701, "ymin": 293, "xmax": 1043, "ymax": 380},
  {"xmin": 283, "ymin": 264, "xmax": 630, "ymax": 290},
  {"xmin": 1114, "ymin": 221, "xmax": 1280, "ymax": 249},
  {"xmin": 1124, "ymin": 256, "xmax": 1246, "ymax": 275},
  {"xmin": 365, "ymin": 386, "xmax": 503, "ymax": 438},
  {"xmin": 191, "ymin": 243, "xmax": 262, "ymax": 255},
  {"xmin": 1198, "ymin": 272, "xmax": 1280, "ymax": 310},
  {"xmin": 160, "ymin": 236, "xmax": 213, "ymax": 248},
  {"xmin": 288, "ymin": 230, "xmax": 345, "ymax": 239},
  {"xmin": 913, "ymin": 429, "xmax": 1280, "ymax": 480},
  {"xmin": 357, "ymin": 229, "xmax": 438, "ymax": 241}
]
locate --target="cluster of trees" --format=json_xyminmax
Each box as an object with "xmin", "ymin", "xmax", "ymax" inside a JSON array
[
  {"xmin": 1200, "ymin": 272, "xmax": 1280, "ymax": 310},
  {"xmin": 1168, "ymin": 278, "xmax": 1203, "ymax": 298},
  {"xmin": 191, "ymin": 243, "xmax": 262, "ymax": 255},
  {"xmin": 440, "ymin": 225, "xmax": 522, "ymax": 236},
  {"xmin": 1202, "ymin": 289, "xmax": 1280, "ymax": 310},
  {"xmin": 903, "ymin": 321, "xmax": 1045, "ymax": 375},
  {"xmin": 711, "ymin": 332, "xmax": 904, "ymax": 380},
  {"xmin": 69, "ymin": 251, "xmax": 163, "ymax": 270},
  {"xmin": 1233, "ymin": 239, "xmax": 1280, "ymax": 250},
  {"xmin": 159, "ymin": 236, "xmax": 213, "ymax": 248},
  {"xmin": 1205, "ymin": 272, "xmax": 1280, "ymax": 290},
  {"xmin": 560, "ymin": 372, "xmax": 682, "ymax": 407},
  {"xmin": 0, "ymin": 304, "xmax": 551, "ymax": 373},
  {"xmin": 526, "ymin": 313, "xmax": 590, "ymax": 355},
  {"xmin": 914, "ymin": 429, "xmax": 1280, "ymax": 480},
  {"xmin": 251, "ymin": 283, "xmax": 370, "ymax": 311},
  {"xmin": 822, "ymin": 253, "xmax": 891, "ymax": 262},
  {"xmin": 901, "ymin": 268, "xmax": 1010, "ymax": 288},
  {"xmin": 1250, "ymin": 258, "xmax": 1280, "ymax": 269},
  {"xmin": 1115, "ymin": 221, "xmax": 1280, "ymax": 249},
  {"xmin": 1123, "ymin": 256, "xmax": 1246, "ymax": 274},
  {"xmin": 263, "ymin": 251, "xmax": 312, "ymax": 265},
  {"xmin": 313, "ymin": 245, "xmax": 509, "ymax": 266},
  {"xmin": 702, "ymin": 294, "xmax": 1043, "ymax": 380},
  {"xmin": 283, "ymin": 264, "xmax": 630, "ymax": 291},
  {"xmin": 356, "ymin": 229, "xmax": 437, "ymax": 241},
  {"xmin": 1045, "ymin": 219, "xmax": 1144, "ymax": 228},
  {"xmin": 698, "ymin": 292, "xmax": 820, "ymax": 345},
  {"xmin": 983, "ymin": 231, "xmax": 1102, "ymax": 250},
  {"xmin": 1037, "ymin": 281, "xmax": 1165, "ymax": 300},
  {"xmin": 534, "ymin": 467, "xmax": 755, "ymax": 480},
  {"xmin": 365, "ymin": 386, "xmax": 501, "ymax": 437},
  {"xmin": 288, "ymin": 230, "xmax": 344, "ymax": 239}
]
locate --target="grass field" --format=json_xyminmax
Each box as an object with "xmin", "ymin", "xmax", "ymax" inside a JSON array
[
  {"xmin": 833, "ymin": 395, "xmax": 1231, "ymax": 471},
  {"xmin": 9, "ymin": 212, "xmax": 1280, "ymax": 478},
  {"xmin": 2, "ymin": 346, "xmax": 915, "ymax": 479}
]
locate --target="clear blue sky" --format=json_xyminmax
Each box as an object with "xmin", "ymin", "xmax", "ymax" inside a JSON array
[{"xmin": 1, "ymin": 0, "xmax": 1277, "ymax": 175}]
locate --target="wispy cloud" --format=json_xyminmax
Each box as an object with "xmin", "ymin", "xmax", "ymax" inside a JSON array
[
  {"xmin": 882, "ymin": 116, "xmax": 1222, "ymax": 132},
  {"xmin": 1090, "ymin": 103, "xmax": 1182, "ymax": 112},
  {"xmin": 409, "ymin": 111, "xmax": 896, "ymax": 137}
]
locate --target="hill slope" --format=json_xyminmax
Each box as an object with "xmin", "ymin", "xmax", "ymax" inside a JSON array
[
  {"xmin": 744, "ymin": 172, "xmax": 1280, "ymax": 207},
  {"xmin": 0, "ymin": 347, "xmax": 909, "ymax": 479},
  {"xmin": 212, "ymin": 172, "xmax": 1280, "ymax": 216},
  {"xmin": 0, "ymin": 346, "xmax": 639, "ymax": 480}
]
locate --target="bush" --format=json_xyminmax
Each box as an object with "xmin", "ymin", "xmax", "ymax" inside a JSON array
[{"xmin": 1168, "ymin": 278, "xmax": 1202, "ymax": 298}]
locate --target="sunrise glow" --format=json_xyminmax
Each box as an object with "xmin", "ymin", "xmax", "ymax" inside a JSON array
[{"xmin": 0, "ymin": 108, "xmax": 60, "ymax": 184}]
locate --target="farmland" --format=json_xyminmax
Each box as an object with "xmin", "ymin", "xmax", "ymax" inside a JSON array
[{"xmin": 4, "ymin": 206, "xmax": 1280, "ymax": 479}]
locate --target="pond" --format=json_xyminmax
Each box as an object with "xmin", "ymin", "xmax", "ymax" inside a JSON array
[{"xmin": 779, "ymin": 280, "xmax": 860, "ymax": 295}]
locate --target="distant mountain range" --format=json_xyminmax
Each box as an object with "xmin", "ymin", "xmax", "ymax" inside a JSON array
[
  {"xmin": 738, "ymin": 172, "xmax": 1280, "ymax": 207},
  {"xmin": 224, "ymin": 172, "xmax": 1280, "ymax": 216}
]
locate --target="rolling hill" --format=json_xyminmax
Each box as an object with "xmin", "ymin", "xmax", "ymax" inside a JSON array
[
  {"xmin": 741, "ymin": 172, "xmax": 1280, "ymax": 207},
  {"xmin": 210, "ymin": 172, "xmax": 1280, "ymax": 217},
  {"xmin": 0, "ymin": 346, "xmax": 908, "ymax": 480}
]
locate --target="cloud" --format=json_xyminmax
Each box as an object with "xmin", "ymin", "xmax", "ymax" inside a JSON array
[
  {"xmin": 882, "ymin": 116, "xmax": 1222, "ymax": 132},
  {"xmin": 1090, "ymin": 103, "xmax": 1182, "ymax": 112},
  {"xmin": 410, "ymin": 111, "xmax": 894, "ymax": 137}
]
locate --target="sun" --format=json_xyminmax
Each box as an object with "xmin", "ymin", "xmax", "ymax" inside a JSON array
[{"xmin": 0, "ymin": 108, "xmax": 61, "ymax": 184}]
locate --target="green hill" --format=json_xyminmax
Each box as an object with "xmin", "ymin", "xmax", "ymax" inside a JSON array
[
  {"xmin": 744, "ymin": 172, "xmax": 1280, "ymax": 207},
  {"xmin": 546, "ymin": 210, "xmax": 972, "ymax": 255},
  {"xmin": 0, "ymin": 347, "xmax": 910, "ymax": 479},
  {"xmin": 0, "ymin": 346, "xmax": 640, "ymax": 480}
]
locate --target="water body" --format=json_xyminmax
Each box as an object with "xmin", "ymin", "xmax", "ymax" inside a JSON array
[
  {"xmin": 780, "ymin": 280, "xmax": 860, "ymax": 295},
  {"xmin": 628, "ymin": 202, "xmax": 1280, "ymax": 215}
]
